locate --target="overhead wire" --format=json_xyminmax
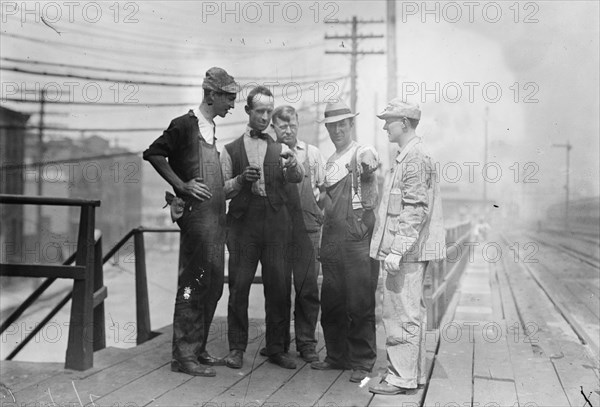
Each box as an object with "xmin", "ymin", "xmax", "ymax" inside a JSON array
[
  {"xmin": 1, "ymin": 56, "xmax": 344, "ymax": 82},
  {"xmin": 0, "ymin": 66, "xmax": 348, "ymax": 88}
]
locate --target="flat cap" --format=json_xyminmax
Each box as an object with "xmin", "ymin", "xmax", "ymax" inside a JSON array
[
  {"xmin": 202, "ymin": 67, "xmax": 240, "ymax": 94},
  {"xmin": 377, "ymin": 98, "xmax": 421, "ymax": 120}
]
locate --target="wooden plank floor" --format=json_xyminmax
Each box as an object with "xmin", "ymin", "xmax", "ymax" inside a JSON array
[
  {"xmin": 2, "ymin": 229, "xmax": 598, "ymax": 406},
  {"xmin": 0, "ymin": 319, "xmax": 436, "ymax": 407}
]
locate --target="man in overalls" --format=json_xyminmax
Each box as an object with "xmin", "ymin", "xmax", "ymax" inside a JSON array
[
  {"xmin": 310, "ymin": 101, "xmax": 380, "ymax": 383},
  {"xmin": 368, "ymin": 99, "xmax": 446, "ymax": 395},
  {"xmin": 220, "ymin": 87, "xmax": 304, "ymax": 370},
  {"xmin": 270, "ymin": 105, "xmax": 325, "ymax": 363},
  {"xmin": 143, "ymin": 67, "xmax": 239, "ymax": 377}
]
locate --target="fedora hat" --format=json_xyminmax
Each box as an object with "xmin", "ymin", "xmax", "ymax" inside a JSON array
[{"xmin": 319, "ymin": 100, "xmax": 359, "ymax": 124}]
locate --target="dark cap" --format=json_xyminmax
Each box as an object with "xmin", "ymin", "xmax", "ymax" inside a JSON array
[{"xmin": 202, "ymin": 67, "xmax": 240, "ymax": 94}]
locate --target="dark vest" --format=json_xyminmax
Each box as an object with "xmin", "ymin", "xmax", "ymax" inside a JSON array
[{"xmin": 224, "ymin": 135, "xmax": 290, "ymax": 219}]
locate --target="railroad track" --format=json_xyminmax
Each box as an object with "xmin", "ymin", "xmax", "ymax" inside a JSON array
[
  {"xmin": 526, "ymin": 231, "xmax": 600, "ymax": 269},
  {"xmin": 500, "ymin": 232, "xmax": 600, "ymax": 360},
  {"xmin": 541, "ymin": 225, "xmax": 600, "ymax": 246}
]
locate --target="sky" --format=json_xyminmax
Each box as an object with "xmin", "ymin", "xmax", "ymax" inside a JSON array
[{"xmin": 1, "ymin": 0, "xmax": 599, "ymax": 221}]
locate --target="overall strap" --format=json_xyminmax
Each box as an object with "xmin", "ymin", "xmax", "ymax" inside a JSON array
[{"xmin": 349, "ymin": 145, "xmax": 361, "ymax": 203}]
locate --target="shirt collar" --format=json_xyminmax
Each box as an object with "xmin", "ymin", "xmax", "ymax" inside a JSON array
[
  {"xmin": 395, "ymin": 136, "xmax": 421, "ymax": 163},
  {"xmin": 294, "ymin": 140, "xmax": 306, "ymax": 151},
  {"xmin": 193, "ymin": 107, "xmax": 215, "ymax": 128}
]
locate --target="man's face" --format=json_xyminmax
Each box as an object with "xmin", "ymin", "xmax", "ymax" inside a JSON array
[
  {"xmin": 325, "ymin": 118, "xmax": 353, "ymax": 150},
  {"xmin": 246, "ymin": 94, "xmax": 274, "ymax": 131},
  {"xmin": 272, "ymin": 116, "xmax": 299, "ymax": 148},
  {"xmin": 212, "ymin": 92, "xmax": 237, "ymax": 118},
  {"xmin": 383, "ymin": 118, "xmax": 405, "ymax": 144}
]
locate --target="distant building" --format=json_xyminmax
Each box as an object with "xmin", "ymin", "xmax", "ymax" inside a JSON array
[
  {"xmin": 0, "ymin": 106, "xmax": 30, "ymax": 263},
  {"xmin": 20, "ymin": 134, "xmax": 143, "ymax": 262}
]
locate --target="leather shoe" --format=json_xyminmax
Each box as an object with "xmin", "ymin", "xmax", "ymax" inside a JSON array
[
  {"xmin": 268, "ymin": 352, "xmax": 297, "ymax": 369},
  {"xmin": 310, "ymin": 360, "xmax": 345, "ymax": 370},
  {"xmin": 299, "ymin": 349, "xmax": 319, "ymax": 363},
  {"xmin": 198, "ymin": 351, "xmax": 226, "ymax": 366},
  {"xmin": 225, "ymin": 350, "xmax": 244, "ymax": 369},
  {"xmin": 171, "ymin": 360, "xmax": 216, "ymax": 377},
  {"xmin": 349, "ymin": 369, "xmax": 369, "ymax": 383},
  {"xmin": 368, "ymin": 381, "xmax": 410, "ymax": 395},
  {"xmin": 260, "ymin": 347, "xmax": 290, "ymax": 357}
]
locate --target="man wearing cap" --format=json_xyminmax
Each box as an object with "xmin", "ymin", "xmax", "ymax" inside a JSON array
[
  {"xmin": 143, "ymin": 67, "xmax": 239, "ymax": 377},
  {"xmin": 368, "ymin": 99, "xmax": 445, "ymax": 395},
  {"xmin": 311, "ymin": 100, "xmax": 380, "ymax": 384},
  {"xmin": 269, "ymin": 105, "xmax": 325, "ymax": 363},
  {"xmin": 220, "ymin": 86, "xmax": 304, "ymax": 370}
]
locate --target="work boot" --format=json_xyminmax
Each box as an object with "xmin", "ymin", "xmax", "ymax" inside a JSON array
[
  {"xmin": 171, "ymin": 359, "xmax": 216, "ymax": 377},
  {"xmin": 299, "ymin": 348, "xmax": 319, "ymax": 363},
  {"xmin": 268, "ymin": 352, "xmax": 297, "ymax": 369},
  {"xmin": 225, "ymin": 350, "xmax": 244, "ymax": 369}
]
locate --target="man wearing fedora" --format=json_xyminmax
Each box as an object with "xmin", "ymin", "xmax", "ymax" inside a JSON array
[
  {"xmin": 368, "ymin": 99, "xmax": 445, "ymax": 395},
  {"xmin": 143, "ymin": 67, "xmax": 239, "ymax": 377},
  {"xmin": 311, "ymin": 100, "xmax": 380, "ymax": 384}
]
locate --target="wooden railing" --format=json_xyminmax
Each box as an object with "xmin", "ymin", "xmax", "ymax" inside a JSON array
[
  {"xmin": 0, "ymin": 194, "xmax": 105, "ymax": 371},
  {"xmin": 424, "ymin": 221, "xmax": 472, "ymax": 329}
]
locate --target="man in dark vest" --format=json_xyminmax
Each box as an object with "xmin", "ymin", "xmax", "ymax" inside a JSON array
[
  {"xmin": 220, "ymin": 86, "xmax": 304, "ymax": 370},
  {"xmin": 143, "ymin": 67, "xmax": 239, "ymax": 377},
  {"xmin": 268, "ymin": 105, "xmax": 324, "ymax": 363}
]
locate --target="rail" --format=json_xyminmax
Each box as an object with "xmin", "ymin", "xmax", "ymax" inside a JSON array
[
  {"xmin": 0, "ymin": 194, "xmax": 104, "ymax": 371},
  {"xmin": 424, "ymin": 221, "xmax": 472, "ymax": 329}
]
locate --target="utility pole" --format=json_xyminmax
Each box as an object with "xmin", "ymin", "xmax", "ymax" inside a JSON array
[
  {"xmin": 37, "ymin": 89, "xmax": 46, "ymax": 241},
  {"xmin": 314, "ymin": 103, "xmax": 320, "ymax": 149},
  {"xmin": 325, "ymin": 17, "xmax": 384, "ymax": 140},
  {"xmin": 387, "ymin": 0, "xmax": 397, "ymax": 101},
  {"xmin": 483, "ymin": 106, "xmax": 489, "ymax": 204},
  {"xmin": 387, "ymin": 0, "xmax": 397, "ymax": 165},
  {"xmin": 552, "ymin": 141, "xmax": 572, "ymax": 228}
]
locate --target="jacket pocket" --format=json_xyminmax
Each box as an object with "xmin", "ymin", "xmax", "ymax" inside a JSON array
[{"xmin": 388, "ymin": 188, "xmax": 403, "ymax": 215}]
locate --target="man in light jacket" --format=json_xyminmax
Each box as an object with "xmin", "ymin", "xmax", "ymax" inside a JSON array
[{"xmin": 369, "ymin": 99, "xmax": 446, "ymax": 395}]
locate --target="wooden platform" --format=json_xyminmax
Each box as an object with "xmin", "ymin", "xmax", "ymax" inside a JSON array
[
  {"xmin": 0, "ymin": 318, "xmax": 432, "ymax": 406},
  {"xmin": 2, "ymin": 230, "xmax": 599, "ymax": 406}
]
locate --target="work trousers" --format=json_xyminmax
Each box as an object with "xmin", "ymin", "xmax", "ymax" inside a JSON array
[
  {"xmin": 320, "ymin": 237, "xmax": 379, "ymax": 371},
  {"xmin": 382, "ymin": 261, "xmax": 428, "ymax": 389},
  {"xmin": 172, "ymin": 208, "xmax": 225, "ymax": 362},
  {"xmin": 226, "ymin": 196, "xmax": 293, "ymax": 355},
  {"xmin": 284, "ymin": 228, "xmax": 321, "ymax": 352}
]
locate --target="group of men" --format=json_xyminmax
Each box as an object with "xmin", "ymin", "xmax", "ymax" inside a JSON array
[{"xmin": 143, "ymin": 66, "xmax": 445, "ymax": 396}]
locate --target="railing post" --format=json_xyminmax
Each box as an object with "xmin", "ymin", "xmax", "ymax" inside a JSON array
[
  {"xmin": 65, "ymin": 205, "xmax": 95, "ymax": 371},
  {"xmin": 93, "ymin": 234, "xmax": 106, "ymax": 351},
  {"xmin": 133, "ymin": 228, "xmax": 152, "ymax": 345}
]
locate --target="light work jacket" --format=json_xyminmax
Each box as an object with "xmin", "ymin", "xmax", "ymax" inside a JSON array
[{"xmin": 370, "ymin": 137, "xmax": 446, "ymax": 262}]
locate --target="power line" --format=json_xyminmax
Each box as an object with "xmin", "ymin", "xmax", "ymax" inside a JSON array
[
  {"xmin": 0, "ymin": 57, "xmax": 201, "ymax": 79},
  {"xmin": 3, "ymin": 32, "xmax": 324, "ymax": 60},
  {"xmin": 1, "ymin": 66, "xmax": 347, "ymax": 88},
  {"xmin": 3, "ymin": 56, "xmax": 346, "ymax": 82},
  {"xmin": 1, "ymin": 98, "xmax": 195, "ymax": 107},
  {"xmin": 0, "ymin": 66, "xmax": 202, "ymax": 87}
]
